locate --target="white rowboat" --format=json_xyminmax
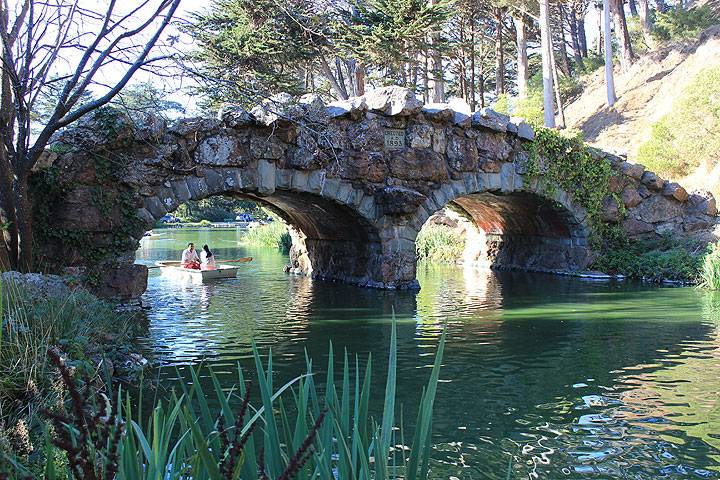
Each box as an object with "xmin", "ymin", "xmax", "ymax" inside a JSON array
[{"xmin": 156, "ymin": 261, "xmax": 241, "ymax": 281}]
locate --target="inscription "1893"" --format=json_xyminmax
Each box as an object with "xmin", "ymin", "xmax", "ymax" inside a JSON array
[{"xmin": 384, "ymin": 129, "xmax": 405, "ymax": 150}]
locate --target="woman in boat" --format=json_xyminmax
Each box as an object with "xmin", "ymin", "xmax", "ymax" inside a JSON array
[
  {"xmin": 200, "ymin": 244, "xmax": 216, "ymax": 270},
  {"xmin": 181, "ymin": 242, "xmax": 201, "ymax": 269}
]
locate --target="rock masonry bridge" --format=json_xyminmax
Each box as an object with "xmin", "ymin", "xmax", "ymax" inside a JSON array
[{"xmin": 35, "ymin": 86, "xmax": 718, "ymax": 299}]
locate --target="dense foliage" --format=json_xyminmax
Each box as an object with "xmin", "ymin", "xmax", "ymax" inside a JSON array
[
  {"xmin": 700, "ymin": 241, "xmax": 720, "ymax": 290},
  {"xmin": 637, "ymin": 66, "xmax": 720, "ymax": 196},
  {"xmin": 0, "ymin": 280, "xmax": 142, "ymax": 474},
  {"xmin": 243, "ymin": 222, "xmax": 293, "ymax": 254},
  {"xmin": 415, "ymin": 224, "xmax": 465, "ymax": 263},
  {"xmin": 652, "ymin": 6, "xmax": 719, "ymax": 42},
  {"xmin": 174, "ymin": 197, "xmax": 266, "ymax": 223},
  {"xmin": 524, "ymin": 127, "xmax": 616, "ymax": 242}
]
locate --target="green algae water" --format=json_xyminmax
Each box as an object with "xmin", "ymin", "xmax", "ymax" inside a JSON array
[{"xmin": 136, "ymin": 228, "xmax": 720, "ymax": 479}]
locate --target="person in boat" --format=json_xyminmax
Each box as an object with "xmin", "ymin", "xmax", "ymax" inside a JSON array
[
  {"xmin": 181, "ymin": 242, "xmax": 201, "ymax": 269},
  {"xmin": 200, "ymin": 244, "xmax": 216, "ymax": 270}
]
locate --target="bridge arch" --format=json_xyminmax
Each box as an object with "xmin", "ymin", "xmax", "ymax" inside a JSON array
[
  {"xmin": 136, "ymin": 166, "xmax": 388, "ymax": 287},
  {"xmin": 404, "ymin": 168, "xmax": 592, "ymax": 273}
]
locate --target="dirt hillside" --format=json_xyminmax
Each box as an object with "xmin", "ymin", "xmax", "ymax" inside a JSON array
[{"xmin": 564, "ymin": 25, "xmax": 720, "ymax": 193}]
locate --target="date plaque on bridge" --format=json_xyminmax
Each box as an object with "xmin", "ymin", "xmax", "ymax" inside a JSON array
[{"xmin": 384, "ymin": 129, "xmax": 406, "ymax": 150}]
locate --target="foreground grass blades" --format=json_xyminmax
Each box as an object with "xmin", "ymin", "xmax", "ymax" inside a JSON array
[{"xmin": 2, "ymin": 317, "xmax": 446, "ymax": 479}]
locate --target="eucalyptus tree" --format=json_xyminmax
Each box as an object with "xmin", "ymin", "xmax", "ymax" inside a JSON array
[
  {"xmin": 603, "ymin": 0, "xmax": 617, "ymax": 105},
  {"xmin": 539, "ymin": 0, "xmax": 556, "ymax": 127},
  {"xmin": 0, "ymin": 0, "xmax": 181, "ymax": 271}
]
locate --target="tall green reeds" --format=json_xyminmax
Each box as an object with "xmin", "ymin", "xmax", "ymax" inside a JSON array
[
  {"xmin": 700, "ymin": 241, "xmax": 720, "ymax": 290},
  {"xmin": 243, "ymin": 222, "xmax": 292, "ymax": 254},
  {"xmin": 415, "ymin": 224, "xmax": 464, "ymax": 263},
  {"xmin": 3, "ymin": 318, "xmax": 446, "ymax": 479}
]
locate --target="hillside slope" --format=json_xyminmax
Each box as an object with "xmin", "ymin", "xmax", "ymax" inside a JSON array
[{"xmin": 565, "ymin": 25, "xmax": 720, "ymax": 194}]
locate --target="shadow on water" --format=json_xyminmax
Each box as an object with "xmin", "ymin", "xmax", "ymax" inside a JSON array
[{"xmin": 135, "ymin": 228, "xmax": 720, "ymax": 479}]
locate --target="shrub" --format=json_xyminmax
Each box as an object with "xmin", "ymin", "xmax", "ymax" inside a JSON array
[
  {"xmin": 637, "ymin": 67, "xmax": 720, "ymax": 185},
  {"xmin": 700, "ymin": 241, "xmax": 720, "ymax": 290},
  {"xmin": 0, "ymin": 279, "xmax": 140, "ymax": 476},
  {"xmin": 2, "ymin": 319, "xmax": 446, "ymax": 480},
  {"xmin": 416, "ymin": 224, "xmax": 464, "ymax": 263},
  {"xmin": 652, "ymin": 6, "xmax": 718, "ymax": 42},
  {"xmin": 199, "ymin": 219, "xmax": 212, "ymax": 227},
  {"xmin": 591, "ymin": 237, "xmax": 702, "ymax": 283},
  {"xmin": 243, "ymin": 221, "xmax": 292, "ymax": 254}
]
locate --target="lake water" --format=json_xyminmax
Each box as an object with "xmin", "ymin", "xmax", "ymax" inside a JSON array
[{"xmin": 136, "ymin": 228, "xmax": 720, "ymax": 479}]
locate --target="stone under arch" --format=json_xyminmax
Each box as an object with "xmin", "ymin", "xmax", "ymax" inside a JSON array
[{"xmin": 405, "ymin": 166, "xmax": 592, "ymax": 273}]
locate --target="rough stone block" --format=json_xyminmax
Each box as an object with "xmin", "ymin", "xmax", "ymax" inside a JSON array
[
  {"xmin": 662, "ymin": 182, "xmax": 689, "ymax": 202},
  {"xmin": 155, "ymin": 186, "xmax": 178, "ymax": 211},
  {"xmin": 203, "ymin": 168, "xmax": 224, "ymax": 194},
  {"xmin": 463, "ymin": 172, "xmax": 478, "ymax": 193},
  {"xmin": 486, "ymin": 172, "xmax": 501, "ymax": 190},
  {"xmin": 145, "ymin": 196, "xmax": 167, "ymax": 219},
  {"xmin": 431, "ymin": 187, "xmax": 449, "ymax": 207},
  {"xmin": 136, "ymin": 208, "xmax": 155, "ymax": 227},
  {"xmin": 291, "ymin": 170, "xmax": 309, "ymax": 192},
  {"xmin": 275, "ymin": 168, "xmax": 292, "ymax": 189},
  {"xmin": 358, "ymin": 196, "xmax": 376, "ymax": 219},
  {"xmin": 640, "ymin": 171, "xmax": 664, "ymax": 191},
  {"xmin": 620, "ymin": 161, "xmax": 645, "ymax": 180},
  {"xmin": 422, "ymin": 103, "xmax": 454, "ymax": 122},
  {"xmin": 364, "ymin": 86, "xmax": 423, "ymax": 116},
  {"xmin": 307, "ymin": 170, "xmax": 324, "ymax": 193},
  {"xmin": 621, "ymin": 185, "xmax": 642, "ymax": 208},
  {"xmin": 321, "ymin": 177, "xmax": 341, "ymax": 198},
  {"xmin": 172, "ymin": 179, "xmax": 191, "ymax": 203},
  {"xmin": 257, "ymin": 159, "xmax": 276, "ymax": 195},
  {"xmin": 222, "ymin": 169, "xmax": 243, "ymax": 191},
  {"xmin": 471, "ymin": 108, "xmax": 509, "ymax": 133},
  {"xmin": 186, "ymin": 176, "xmax": 209, "ymax": 199}
]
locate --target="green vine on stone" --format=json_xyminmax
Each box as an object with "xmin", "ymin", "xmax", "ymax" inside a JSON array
[{"xmin": 524, "ymin": 128, "xmax": 623, "ymax": 246}]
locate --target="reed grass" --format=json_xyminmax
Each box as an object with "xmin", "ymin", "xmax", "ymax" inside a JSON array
[
  {"xmin": 0, "ymin": 280, "xmax": 137, "ymax": 444},
  {"xmin": 700, "ymin": 242, "xmax": 720, "ymax": 290},
  {"xmin": 2, "ymin": 317, "xmax": 446, "ymax": 479},
  {"xmin": 243, "ymin": 222, "xmax": 292, "ymax": 254},
  {"xmin": 415, "ymin": 224, "xmax": 464, "ymax": 263}
]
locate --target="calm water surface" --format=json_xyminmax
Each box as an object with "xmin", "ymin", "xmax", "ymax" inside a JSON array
[{"xmin": 136, "ymin": 228, "xmax": 720, "ymax": 479}]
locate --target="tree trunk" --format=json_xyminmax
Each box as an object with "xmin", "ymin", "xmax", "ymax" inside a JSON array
[
  {"xmin": 355, "ymin": 63, "xmax": 366, "ymax": 96},
  {"xmin": 479, "ymin": 55, "xmax": 485, "ymax": 108},
  {"xmin": 539, "ymin": 0, "xmax": 556, "ymax": 127},
  {"xmin": 428, "ymin": 0, "xmax": 445, "ymax": 102},
  {"xmin": 549, "ymin": 35, "xmax": 566, "ymax": 128},
  {"xmin": 596, "ymin": 3, "xmax": 603, "ymax": 56},
  {"xmin": 495, "ymin": 7, "xmax": 505, "ymax": 96},
  {"xmin": 555, "ymin": 7, "xmax": 572, "ymax": 76},
  {"xmin": 655, "ymin": 0, "xmax": 668, "ymax": 12},
  {"xmin": 569, "ymin": 8, "xmax": 586, "ymax": 70},
  {"xmin": 0, "ymin": 148, "xmax": 18, "ymax": 269},
  {"xmin": 576, "ymin": 9, "xmax": 588, "ymax": 57},
  {"xmin": 469, "ymin": 17, "xmax": 477, "ymax": 110},
  {"xmin": 628, "ymin": 0, "xmax": 638, "ymax": 16},
  {"xmin": 638, "ymin": 0, "xmax": 652, "ymax": 43},
  {"xmin": 11, "ymin": 173, "xmax": 33, "ymax": 272},
  {"xmin": 319, "ymin": 57, "xmax": 349, "ymax": 100},
  {"xmin": 514, "ymin": 14, "xmax": 529, "ymax": 99},
  {"xmin": 611, "ymin": 0, "xmax": 636, "ymax": 71},
  {"xmin": 603, "ymin": 0, "xmax": 617, "ymax": 106}
]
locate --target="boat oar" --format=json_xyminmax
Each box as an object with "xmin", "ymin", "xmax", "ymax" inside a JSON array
[
  {"xmin": 143, "ymin": 257, "xmax": 252, "ymax": 269},
  {"xmin": 223, "ymin": 257, "xmax": 253, "ymax": 263}
]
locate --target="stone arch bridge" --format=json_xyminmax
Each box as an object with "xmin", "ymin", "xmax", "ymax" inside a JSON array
[{"xmin": 34, "ymin": 87, "xmax": 718, "ymax": 299}]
